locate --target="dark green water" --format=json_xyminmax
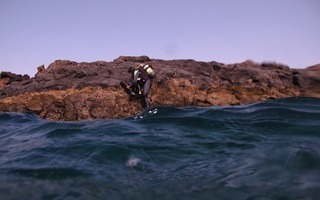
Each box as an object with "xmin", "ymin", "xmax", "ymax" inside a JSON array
[{"xmin": 0, "ymin": 97, "xmax": 320, "ymax": 200}]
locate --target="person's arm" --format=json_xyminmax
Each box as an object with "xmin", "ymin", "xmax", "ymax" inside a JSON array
[{"xmin": 131, "ymin": 70, "xmax": 140, "ymax": 86}]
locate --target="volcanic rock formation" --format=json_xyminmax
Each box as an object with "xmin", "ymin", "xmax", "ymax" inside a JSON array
[
  {"xmin": 0, "ymin": 56, "xmax": 318, "ymax": 121},
  {"xmin": 298, "ymin": 64, "xmax": 320, "ymax": 98}
]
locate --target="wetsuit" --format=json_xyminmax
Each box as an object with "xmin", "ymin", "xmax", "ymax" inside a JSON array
[{"xmin": 130, "ymin": 68, "xmax": 151, "ymax": 108}]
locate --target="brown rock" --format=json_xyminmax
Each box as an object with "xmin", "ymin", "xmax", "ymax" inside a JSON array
[
  {"xmin": 0, "ymin": 71, "xmax": 30, "ymax": 86},
  {"xmin": 0, "ymin": 56, "xmax": 317, "ymax": 121},
  {"xmin": 0, "ymin": 78, "xmax": 10, "ymax": 89},
  {"xmin": 0, "ymin": 71, "xmax": 30, "ymax": 96},
  {"xmin": 36, "ymin": 65, "xmax": 46, "ymax": 74},
  {"xmin": 298, "ymin": 64, "xmax": 320, "ymax": 98}
]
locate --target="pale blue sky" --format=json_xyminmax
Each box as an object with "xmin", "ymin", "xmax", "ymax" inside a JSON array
[{"xmin": 1, "ymin": 0, "xmax": 319, "ymax": 76}]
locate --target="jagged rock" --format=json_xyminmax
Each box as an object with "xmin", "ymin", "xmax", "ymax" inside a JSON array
[
  {"xmin": 298, "ymin": 64, "xmax": 320, "ymax": 98},
  {"xmin": 0, "ymin": 71, "xmax": 30, "ymax": 88},
  {"xmin": 0, "ymin": 56, "xmax": 318, "ymax": 121},
  {"xmin": 0, "ymin": 78, "xmax": 10, "ymax": 89},
  {"xmin": 35, "ymin": 65, "xmax": 46, "ymax": 76}
]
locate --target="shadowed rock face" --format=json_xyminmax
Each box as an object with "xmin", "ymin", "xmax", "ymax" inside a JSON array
[
  {"xmin": 0, "ymin": 56, "xmax": 318, "ymax": 121},
  {"xmin": 0, "ymin": 72, "xmax": 30, "ymax": 91},
  {"xmin": 298, "ymin": 64, "xmax": 320, "ymax": 98}
]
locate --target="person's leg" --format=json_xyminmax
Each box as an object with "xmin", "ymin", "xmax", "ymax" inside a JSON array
[
  {"xmin": 142, "ymin": 79, "xmax": 151, "ymax": 108},
  {"xmin": 143, "ymin": 79, "xmax": 151, "ymax": 95}
]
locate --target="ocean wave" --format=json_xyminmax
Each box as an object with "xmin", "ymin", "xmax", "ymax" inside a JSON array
[{"xmin": 0, "ymin": 97, "xmax": 320, "ymax": 199}]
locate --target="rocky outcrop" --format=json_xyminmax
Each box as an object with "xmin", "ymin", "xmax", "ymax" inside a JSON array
[
  {"xmin": 0, "ymin": 71, "xmax": 30, "ymax": 87},
  {"xmin": 0, "ymin": 56, "xmax": 318, "ymax": 121},
  {"xmin": 298, "ymin": 64, "xmax": 320, "ymax": 98},
  {"xmin": 0, "ymin": 71, "xmax": 30, "ymax": 96}
]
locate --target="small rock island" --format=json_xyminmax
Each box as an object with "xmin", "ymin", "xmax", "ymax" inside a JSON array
[{"xmin": 0, "ymin": 56, "xmax": 319, "ymax": 121}]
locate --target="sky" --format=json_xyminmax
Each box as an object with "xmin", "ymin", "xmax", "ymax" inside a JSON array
[{"xmin": 1, "ymin": 0, "xmax": 319, "ymax": 76}]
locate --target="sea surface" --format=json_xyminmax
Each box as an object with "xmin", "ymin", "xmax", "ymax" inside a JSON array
[{"xmin": 0, "ymin": 97, "xmax": 320, "ymax": 200}]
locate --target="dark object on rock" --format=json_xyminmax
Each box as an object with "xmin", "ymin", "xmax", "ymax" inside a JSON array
[{"xmin": 120, "ymin": 81, "xmax": 136, "ymax": 97}]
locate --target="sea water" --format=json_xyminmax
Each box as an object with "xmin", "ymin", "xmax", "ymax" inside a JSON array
[{"xmin": 0, "ymin": 97, "xmax": 319, "ymax": 200}]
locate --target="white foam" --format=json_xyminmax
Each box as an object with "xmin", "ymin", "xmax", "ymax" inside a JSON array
[{"xmin": 126, "ymin": 156, "xmax": 141, "ymax": 167}]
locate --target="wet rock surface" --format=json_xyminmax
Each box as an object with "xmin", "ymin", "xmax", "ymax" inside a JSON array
[{"xmin": 0, "ymin": 56, "xmax": 318, "ymax": 120}]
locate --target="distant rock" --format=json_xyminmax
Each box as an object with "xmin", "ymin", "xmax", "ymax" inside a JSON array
[{"xmin": 0, "ymin": 56, "xmax": 318, "ymax": 121}]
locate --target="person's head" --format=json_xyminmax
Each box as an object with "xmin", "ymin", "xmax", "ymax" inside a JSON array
[{"xmin": 128, "ymin": 67, "xmax": 135, "ymax": 73}]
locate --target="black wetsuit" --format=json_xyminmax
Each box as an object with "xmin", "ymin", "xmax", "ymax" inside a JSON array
[{"xmin": 130, "ymin": 68, "xmax": 152, "ymax": 108}]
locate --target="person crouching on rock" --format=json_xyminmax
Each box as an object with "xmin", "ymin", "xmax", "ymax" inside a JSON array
[{"xmin": 127, "ymin": 65, "xmax": 152, "ymax": 108}]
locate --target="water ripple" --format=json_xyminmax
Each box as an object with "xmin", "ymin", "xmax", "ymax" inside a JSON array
[{"xmin": 0, "ymin": 97, "xmax": 320, "ymax": 199}]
